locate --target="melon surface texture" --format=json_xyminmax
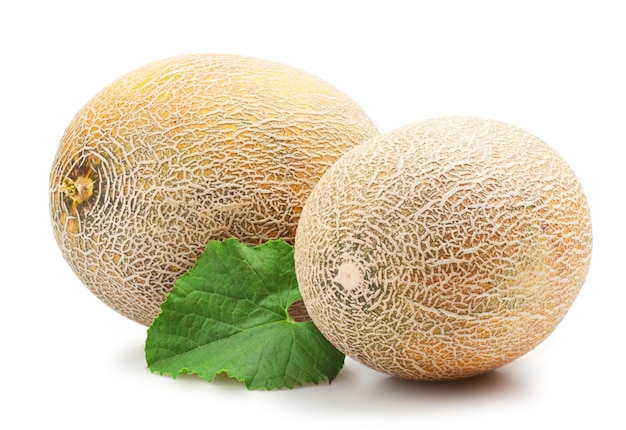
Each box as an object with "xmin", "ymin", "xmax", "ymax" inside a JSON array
[
  {"xmin": 49, "ymin": 53, "xmax": 378, "ymax": 326},
  {"xmin": 294, "ymin": 116, "xmax": 592, "ymax": 380}
]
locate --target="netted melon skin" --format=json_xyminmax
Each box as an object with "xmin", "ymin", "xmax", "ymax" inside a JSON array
[
  {"xmin": 49, "ymin": 53, "xmax": 378, "ymax": 326},
  {"xmin": 295, "ymin": 116, "xmax": 592, "ymax": 380}
]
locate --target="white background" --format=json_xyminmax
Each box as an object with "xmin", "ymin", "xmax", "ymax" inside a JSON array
[{"xmin": 2, "ymin": 1, "xmax": 623, "ymax": 428}]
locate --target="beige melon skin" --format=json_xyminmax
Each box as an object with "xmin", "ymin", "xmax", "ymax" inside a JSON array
[
  {"xmin": 49, "ymin": 53, "xmax": 378, "ymax": 326},
  {"xmin": 295, "ymin": 116, "xmax": 592, "ymax": 380}
]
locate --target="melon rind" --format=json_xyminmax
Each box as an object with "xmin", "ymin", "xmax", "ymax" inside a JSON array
[
  {"xmin": 294, "ymin": 116, "xmax": 592, "ymax": 380},
  {"xmin": 49, "ymin": 53, "xmax": 378, "ymax": 326}
]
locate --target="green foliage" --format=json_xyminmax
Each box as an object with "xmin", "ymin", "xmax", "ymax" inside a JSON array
[{"xmin": 145, "ymin": 239, "xmax": 344, "ymax": 390}]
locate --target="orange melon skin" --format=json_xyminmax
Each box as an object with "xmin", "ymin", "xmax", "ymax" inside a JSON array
[
  {"xmin": 49, "ymin": 53, "xmax": 378, "ymax": 326},
  {"xmin": 294, "ymin": 116, "xmax": 592, "ymax": 381}
]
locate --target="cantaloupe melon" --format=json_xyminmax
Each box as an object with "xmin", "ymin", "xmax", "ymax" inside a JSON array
[
  {"xmin": 49, "ymin": 53, "xmax": 378, "ymax": 326},
  {"xmin": 294, "ymin": 116, "xmax": 592, "ymax": 380}
]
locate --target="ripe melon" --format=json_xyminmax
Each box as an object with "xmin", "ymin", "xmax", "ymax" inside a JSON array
[
  {"xmin": 294, "ymin": 116, "xmax": 592, "ymax": 380},
  {"xmin": 49, "ymin": 53, "xmax": 378, "ymax": 326}
]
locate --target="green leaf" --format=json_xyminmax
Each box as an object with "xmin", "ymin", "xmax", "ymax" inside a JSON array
[{"xmin": 145, "ymin": 238, "xmax": 345, "ymax": 390}]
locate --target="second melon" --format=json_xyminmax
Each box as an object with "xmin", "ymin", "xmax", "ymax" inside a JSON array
[{"xmin": 295, "ymin": 116, "xmax": 592, "ymax": 380}]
